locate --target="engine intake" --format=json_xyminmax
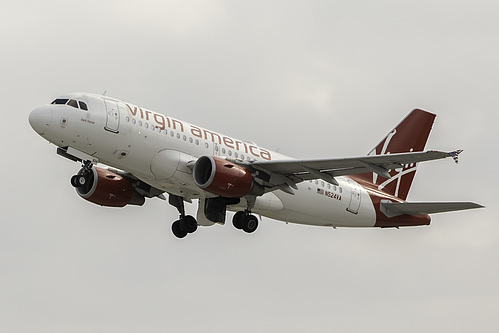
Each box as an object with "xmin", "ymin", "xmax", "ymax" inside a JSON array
[
  {"xmin": 193, "ymin": 156, "xmax": 262, "ymax": 198},
  {"xmin": 75, "ymin": 167, "xmax": 145, "ymax": 207}
]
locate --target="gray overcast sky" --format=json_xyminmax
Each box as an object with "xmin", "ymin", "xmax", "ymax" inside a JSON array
[{"xmin": 1, "ymin": 1, "xmax": 497, "ymax": 332}]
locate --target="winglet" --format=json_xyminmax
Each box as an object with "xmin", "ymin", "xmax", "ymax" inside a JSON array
[{"xmin": 448, "ymin": 149, "xmax": 463, "ymax": 164}]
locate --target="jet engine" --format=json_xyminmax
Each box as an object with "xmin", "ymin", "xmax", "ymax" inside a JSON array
[
  {"xmin": 73, "ymin": 166, "xmax": 145, "ymax": 207},
  {"xmin": 193, "ymin": 156, "xmax": 263, "ymax": 198}
]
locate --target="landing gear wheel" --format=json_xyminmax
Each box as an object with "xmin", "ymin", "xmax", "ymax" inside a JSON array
[
  {"xmin": 172, "ymin": 220, "xmax": 188, "ymax": 238},
  {"xmin": 70, "ymin": 174, "xmax": 86, "ymax": 187},
  {"xmin": 241, "ymin": 214, "xmax": 258, "ymax": 233},
  {"xmin": 232, "ymin": 211, "xmax": 245, "ymax": 229},
  {"xmin": 180, "ymin": 215, "xmax": 198, "ymax": 233},
  {"xmin": 70, "ymin": 175, "xmax": 79, "ymax": 187}
]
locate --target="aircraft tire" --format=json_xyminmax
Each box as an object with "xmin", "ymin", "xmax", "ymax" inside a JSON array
[
  {"xmin": 232, "ymin": 211, "xmax": 244, "ymax": 229},
  {"xmin": 172, "ymin": 220, "xmax": 188, "ymax": 238},
  {"xmin": 71, "ymin": 174, "xmax": 86, "ymax": 188},
  {"xmin": 70, "ymin": 175, "xmax": 79, "ymax": 187},
  {"xmin": 180, "ymin": 215, "xmax": 198, "ymax": 233},
  {"xmin": 242, "ymin": 214, "xmax": 258, "ymax": 233}
]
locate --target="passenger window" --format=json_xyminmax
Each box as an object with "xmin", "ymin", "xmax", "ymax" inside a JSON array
[
  {"xmin": 205, "ymin": 142, "xmax": 209, "ymax": 148},
  {"xmin": 222, "ymin": 148, "xmax": 226, "ymax": 154},
  {"xmin": 321, "ymin": 181, "xmax": 324, "ymax": 187},
  {"xmin": 126, "ymin": 116, "xmax": 130, "ymax": 122},
  {"xmin": 132, "ymin": 118, "xmax": 136, "ymax": 125},
  {"xmin": 195, "ymin": 139, "xmax": 199, "ymax": 145},
  {"xmin": 189, "ymin": 137, "xmax": 193, "ymax": 143},
  {"xmin": 145, "ymin": 123, "xmax": 148, "ymax": 129},
  {"xmin": 67, "ymin": 99, "xmax": 78, "ymax": 108},
  {"xmin": 183, "ymin": 135, "xmax": 186, "ymax": 141},
  {"xmin": 78, "ymin": 101, "xmax": 88, "ymax": 110},
  {"xmin": 138, "ymin": 121, "xmax": 142, "ymax": 126},
  {"xmin": 177, "ymin": 133, "xmax": 180, "ymax": 139}
]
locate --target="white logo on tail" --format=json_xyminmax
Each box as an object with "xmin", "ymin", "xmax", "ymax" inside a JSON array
[
  {"xmin": 369, "ymin": 129, "xmax": 397, "ymax": 185},
  {"xmin": 368, "ymin": 128, "xmax": 416, "ymax": 198},
  {"xmin": 377, "ymin": 165, "xmax": 417, "ymax": 198}
]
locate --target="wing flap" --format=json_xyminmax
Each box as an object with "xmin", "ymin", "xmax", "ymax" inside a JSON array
[{"xmin": 380, "ymin": 201, "xmax": 484, "ymax": 218}]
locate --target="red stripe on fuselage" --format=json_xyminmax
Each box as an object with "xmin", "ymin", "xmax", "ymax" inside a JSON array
[{"xmin": 349, "ymin": 175, "xmax": 431, "ymax": 227}]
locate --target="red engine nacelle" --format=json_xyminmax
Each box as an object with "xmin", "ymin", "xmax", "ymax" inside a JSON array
[
  {"xmin": 193, "ymin": 156, "xmax": 261, "ymax": 198},
  {"xmin": 75, "ymin": 167, "xmax": 145, "ymax": 207}
]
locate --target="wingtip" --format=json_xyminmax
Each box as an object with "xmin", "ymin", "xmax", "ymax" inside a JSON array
[
  {"xmin": 466, "ymin": 202, "xmax": 485, "ymax": 210},
  {"xmin": 449, "ymin": 149, "xmax": 464, "ymax": 164}
]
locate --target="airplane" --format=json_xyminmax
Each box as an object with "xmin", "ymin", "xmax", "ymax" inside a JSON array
[{"xmin": 28, "ymin": 93, "xmax": 483, "ymax": 238}]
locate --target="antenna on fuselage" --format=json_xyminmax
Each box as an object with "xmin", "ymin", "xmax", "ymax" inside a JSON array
[{"xmin": 102, "ymin": 90, "xmax": 107, "ymax": 96}]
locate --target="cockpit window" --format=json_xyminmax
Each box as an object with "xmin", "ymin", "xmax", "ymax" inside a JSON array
[
  {"xmin": 52, "ymin": 98, "xmax": 69, "ymax": 105},
  {"xmin": 67, "ymin": 99, "xmax": 78, "ymax": 108},
  {"xmin": 78, "ymin": 101, "xmax": 88, "ymax": 110},
  {"xmin": 51, "ymin": 98, "xmax": 88, "ymax": 110}
]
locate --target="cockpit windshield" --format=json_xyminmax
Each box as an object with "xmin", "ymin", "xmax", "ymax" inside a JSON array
[{"xmin": 51, "ymin": 98, "xmax": 88, "ymax": 111}]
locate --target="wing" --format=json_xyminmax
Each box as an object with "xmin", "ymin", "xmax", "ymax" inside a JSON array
[{"xmin": 249, "ymin": 150, "xmax": 461, "ymax": 193}]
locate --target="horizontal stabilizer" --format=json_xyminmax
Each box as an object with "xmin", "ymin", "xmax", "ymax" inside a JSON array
[{"xmin": 380, "ymin": 201, "xmax": 484, "ymax": 218}]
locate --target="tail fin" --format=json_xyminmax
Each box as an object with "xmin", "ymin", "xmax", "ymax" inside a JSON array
[{"xmin": 358, "ymin": 109, "xmax": 436, "ymax": 200}]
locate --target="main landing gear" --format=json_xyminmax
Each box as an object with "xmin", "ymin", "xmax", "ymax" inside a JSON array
[
  {"xmin": 171, "ymin": 215, "xmax": 198, "ymax": 239},
  {"xmin": 168, "ymin": 194, "xmax": 259, "ymax": 238},
  {"xmin": 169, "ymin": 194, "xmax": 198, "ymax": 239},
  {"xmin": 232, "ymin": 195, "xmax": 259, "ymax": 234},
  {"xmin": 232, "ymin": 211, "xmax": 259, "ymax": 233}
]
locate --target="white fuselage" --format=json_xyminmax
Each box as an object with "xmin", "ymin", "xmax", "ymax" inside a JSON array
[{"xmin": 29, "ymin": 93, "xmax": 377, "ymax": 228}]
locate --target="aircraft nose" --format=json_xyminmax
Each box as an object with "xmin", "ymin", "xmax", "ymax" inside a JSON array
[{"xmin": 29, "ymin": 107, "xmax": 52, "ymax": 135}]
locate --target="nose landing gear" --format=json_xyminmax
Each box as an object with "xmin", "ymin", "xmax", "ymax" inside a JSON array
[
  {"xmin": 70, "ymin": 174, "xmax": 87, "ymax": 187},
  {"xmin": 70, "ymin": 160, "xmax": 94, "ymax": 188}
]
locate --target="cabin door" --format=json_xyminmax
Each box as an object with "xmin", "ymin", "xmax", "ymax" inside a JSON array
[{"xmin": 104, "ymin": 99, "xmax": 120, "ymax": 133}]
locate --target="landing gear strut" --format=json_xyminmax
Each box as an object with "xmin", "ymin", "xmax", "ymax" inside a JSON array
[{"xmin": 169, "ymin": 194, "xmax": 198, "ymax": 238}]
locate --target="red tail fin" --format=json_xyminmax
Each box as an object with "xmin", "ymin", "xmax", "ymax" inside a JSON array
[{"xmin": 357, "ymin": 109, "xmax": 436, "ymax": 200}]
